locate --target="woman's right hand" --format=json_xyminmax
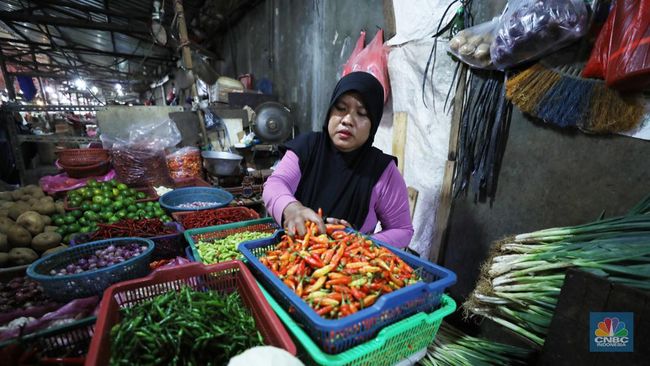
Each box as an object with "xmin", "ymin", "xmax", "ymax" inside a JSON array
[{"xmin": 282, "ymin": 202, "xmax": 326, "ymax": 236}]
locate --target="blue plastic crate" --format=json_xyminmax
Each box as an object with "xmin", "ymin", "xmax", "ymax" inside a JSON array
[
  {"xmin": 27, "ymin": 238, "xmax": 154, "ymax": 303},
  {"xmin": 158, "ymin": 187, "xmax": 234, "ymax": 212},
  {"xmin": 238, "ymin": 230, "xmax": 457, "ymax": 354}
]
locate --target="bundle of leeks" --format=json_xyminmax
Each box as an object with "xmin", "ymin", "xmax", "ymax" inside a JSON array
[
  {"xmin": 464, "ymin": 194, "xmax": 650, "ymax": 347},
  {"xmin": 421, "ymin": 322, "xmax": 533, "ymax": 366}
]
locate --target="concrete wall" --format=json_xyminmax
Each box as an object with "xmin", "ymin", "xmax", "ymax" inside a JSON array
[{"xmin": 215, "ymin": 0, "xmax": 385, "ymax": 134}]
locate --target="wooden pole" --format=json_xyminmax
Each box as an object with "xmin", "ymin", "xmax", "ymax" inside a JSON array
[
  {"xmin": 174, "ymin": 0, "xmax": 209, "ymax": 147},
  {"xmin": 392, "ymin": 112, "xmax": 408, "ymax": 174},
  {"xmin": 430, "ymin": 65, "xmax": 468, "ymax": 264}
]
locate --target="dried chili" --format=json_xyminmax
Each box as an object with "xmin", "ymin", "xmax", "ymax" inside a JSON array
[
  {"xmin": 87, "ymin": 218, "xmax": 175, "ymax": 241},
  {"xmin": 178, "ymin": 207, "xmax": 257, "ymax": 229}
]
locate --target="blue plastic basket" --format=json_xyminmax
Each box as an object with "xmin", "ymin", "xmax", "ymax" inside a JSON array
[
  {"xmin": 26, "ymin": 238, "xmax": 155, "ymax": 303},
  {"xmin": 158, "ymin": 187, "xmax": 234, "ymax": 212},
  {"xmin": 238, "ymin": 230, "xmax": 457, "ymax": 354}
]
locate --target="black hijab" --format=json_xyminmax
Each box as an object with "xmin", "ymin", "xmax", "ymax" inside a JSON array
[{"xmin": 283, "ymin": 72, "xmax": 395, "ymax": 230}]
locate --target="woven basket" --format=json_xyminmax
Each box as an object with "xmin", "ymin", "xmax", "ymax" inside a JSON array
[
  {"xmin": 57, "ymin": 160, "xmax": 111, "ymax": 179},
  {"xmin": 55, "ymin": 148, "xmax": 110, "ymax": 167}
]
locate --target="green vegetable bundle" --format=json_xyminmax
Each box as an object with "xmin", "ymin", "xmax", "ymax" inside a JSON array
[
  {"xmin": 465, "ymin": 194, "xmax": 650, "ymax": 347},
  {"xmin": 421, "ymin": 322, "xmax": 533, "ymax": 366},
  {"xmin": 109, "ymin": 286, "xmax": 263, "ymax": 365},
  {"xmin": 197, "ymin": 231, "xmax": 270, "ymax": 264}
]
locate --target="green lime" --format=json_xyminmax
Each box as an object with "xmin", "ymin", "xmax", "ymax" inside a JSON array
[
  {"xmin": 82, "ymin": 189, "xmax": 93, "ymax": 199},
  {"xmin": 78, "ymin": 217, "xmax": 88, "ymax": 226},
  {"xmin": 126, "ymin": 212, "xmax": 137, "ymax": 219},
  {"xmin": 79, "ymin": 226, "xmax": 91, "ymax": 233},
  {"xmin": 160, "ymin": 215, "xmax": 171, "ymax": 223},
  {"xmin": 100, "ymin": 211, "xmax": 112, "ymax": 220},
  {"xmin": 136, "ymin": 192, "xmax": 146, "ymax": 199},
  {"xmin": 127, "ymin": 188, "xmax": 137, "ymax": 197},
  {"xmin": 117, "ymin": 183, "xmax": 128, "ymax": 191},
  {"xmin": 113, "ymin": 200, "xmax": 124, "ymax": 211},
  {"xmin": 80, "ymin": 202, "xmax": 91, "ymax": 212},
  {"xmin": 136, "ymin": 209, "xmax": 146, "ymax": 217},
  {"xmin": 90, "ymin": 203, "xmax": 102, "ymax": 212},
  {"xmin": 63, "ymin": 234, "xmax": 72, "ymax": 243},
  {"xmin": 68, "ymin": 223, "xmax": 81, "ymax": 233},
  {"xmin": 124, "ymin": 197, "xmax": 135, "ymax": 206},
  {"xmin": 108, "ymin": 216, "xmax": 119, "ymax": 223},
  {"xmin": 116, "ymin": 210, "xmax": 127, "ymax": 218},
  {"xmin": 86, "ymin": 178, "xmax": 98, "ymax": 188},
  {"xmin": 111, "ymin": 188, "xmax": 120, "ymax": 197},
  {"xmin": 127, "ymin": 205, "xmax": 137, "ymax": 213},
  {"xmin": 56, "ymin": 226, "xmax": 66, "ymax": 235},
  {"xmin": 92, "ymin": 195, "xmax": 103, "ymax": 204},
  {"xmin": 144, "ymin": 213, "xmax": 153, "ymax": 219},
  {"xmin": 64, "ymin": 215, "xmax": 76, "ymax": 224},
  {"xmin": 70, "ymin": 198, "xmax": 82, "ymax": 208},
  {"xmin": 136, "ymin": 202, "xmax": 145, "ymax": 209},
  {"xmin": 53, "ymin": 217, "xmax": 65, "ymax": 226}
]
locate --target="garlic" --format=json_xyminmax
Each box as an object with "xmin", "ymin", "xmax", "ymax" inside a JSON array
[{"xmin": 459, "ymin": 44, "xmax": 476, "ymax": 56}]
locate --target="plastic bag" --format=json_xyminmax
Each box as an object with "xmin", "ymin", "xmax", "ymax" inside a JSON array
[
  {"xmin": 448, "ymin": 18, "xmax": 499, "ymax": 69},
  {"xmin": 582, "ymin": 6, "xmax": 614, "ymax": 79},
  {"xmin": 605, "ymin": 0, "xmax": 650, "ymax": 91},
  {"xmin": 39, "ymin": 170, "xmax": 116, "ymax": 195},
  {"xmin": 166, "ymin": 146, "xmax": 202, "ymax": 179},
  {"xmin": 490, "ymin": 0, "xmax": 589, "ymax": 70},
  {"xmin": 100, "ymin": 118, "xmax": 182, "ymax": 149},
  {"xmin": 342, "ymin": 30, "xmax": 366, "ymax": 75},
  {"xmin": 112, "ymin": 147, "xmax": 174, "ymax": 187},
  {"xmin": 342, "ymin": 29, "xmax": 390, "ymax": 103}
]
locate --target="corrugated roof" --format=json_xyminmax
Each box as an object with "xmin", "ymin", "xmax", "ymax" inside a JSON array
[{"xmin": 0, "ymin": 0, "xmax": 255, "ymax": 92}]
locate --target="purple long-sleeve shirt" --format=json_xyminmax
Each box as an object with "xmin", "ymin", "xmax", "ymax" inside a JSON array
[{"xmin": 263, "ymin": 150, "xmax": 414, "ymax": 248}]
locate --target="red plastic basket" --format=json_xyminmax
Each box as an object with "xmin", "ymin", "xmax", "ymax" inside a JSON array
[
  {"xmin": 85, "ymin": 261, "xmax": 296, "ymax": 366},
  {"xmin": 63, "ymin": 186, "xmax": 159, "ymax": 211},
  {"xmin": 57, "ymin": 160, "xmax": 111, "ymax": 179},
  {"xmin": 171, "ymin": 206, "xmax": 260, "ymax": 229},
  {"xmin": 55, "ymin": 149, "xmax": 110, "ymax": 167}
]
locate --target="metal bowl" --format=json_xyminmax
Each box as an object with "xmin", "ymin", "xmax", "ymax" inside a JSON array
[{"xmin": 201, "ymin": 150, "xmax": 243, "ymax": 176}]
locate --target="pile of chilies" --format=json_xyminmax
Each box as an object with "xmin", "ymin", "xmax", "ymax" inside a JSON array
[
  {"xmin": 260, "ymin": 222, "xmax": 419, "ymax": 319},
  {"xmin": 88, "ymin": 218, "xmax": 175, "ymax": 240},
  {"xmin": 179, "ymin": 208, "xmax": 255, "ymax": 229}
]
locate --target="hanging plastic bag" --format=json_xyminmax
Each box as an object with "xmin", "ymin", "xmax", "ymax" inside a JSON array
[
  {"xmin": 490, "ymin": 0, "xmax": 589, "ymax": 70},
  {"xmin": 342, "ymin": 29, "xmax": 390, "ymax": 103},
  {"xmin": 605, "ymin": 0, "xmax": 650, "ymax": 91},
  {"xmin": 448, "ymin": 17, "xmax": 499, "ymax": 69},
  {"xmin": 342, "ymin": 30, "xmax": 366, "ymax": 75},
  {"xmin": 582, "ymin": 6, "xmax": 615, "ymax": 79}
]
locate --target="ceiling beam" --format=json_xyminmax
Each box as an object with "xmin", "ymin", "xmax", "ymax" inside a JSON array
[
  {"xmin": 8, "ymin": 71, "xmax": 138, "ymax": 84},
  {"xmin": 0, "ymin": 11, "xmax": 150, "ymax": 34},
  {"xmin": 34, "ymin": 0, "xmax": 150, "ymax": 22},
  {"xmin": 0, "ymin": 37, "xmax": 174, "ymax": 63}
]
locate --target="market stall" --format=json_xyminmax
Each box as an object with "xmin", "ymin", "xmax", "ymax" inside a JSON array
[{"xmin": 0, "ymin": 0, "xmax": 648, "ymax": 365}]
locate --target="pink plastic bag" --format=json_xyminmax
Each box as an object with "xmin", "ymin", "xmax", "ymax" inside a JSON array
[
  {"xmin": 342, "ymin": 29, "xmax": 390, "ymax": 103},
  {"xmin": 39, "ymin": 170, "xmax": 116, "ymax": 196},
  {"xmin": 342, "ymin": 30, "xmax": 366, "ymax": 75}
]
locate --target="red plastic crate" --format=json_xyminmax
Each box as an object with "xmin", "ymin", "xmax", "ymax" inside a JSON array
[
  {"xmin": 85, "ymin": 261, "xmax": 296, "ymax": 366},
  {"xmin": 171, "ymin": 206, "xmax": 260, "ymax": 229}
]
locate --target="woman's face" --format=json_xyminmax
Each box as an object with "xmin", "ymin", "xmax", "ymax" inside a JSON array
[{"xmin": 327, "ymin": 92, "xmax": 372, "ymax": 152}]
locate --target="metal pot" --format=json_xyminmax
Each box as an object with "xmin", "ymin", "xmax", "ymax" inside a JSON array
[{"xmin": 201, "ymin": 151, "xmax": 243, "ymax": 176}]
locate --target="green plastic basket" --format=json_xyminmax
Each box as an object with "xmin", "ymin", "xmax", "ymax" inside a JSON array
[
  {"xmin": 259, "ymin": 284, "xmax": 456, "ymax": 366},
  {"xmin": 184, "ymin": 217, "xmax": 280, "ymax": 263}
]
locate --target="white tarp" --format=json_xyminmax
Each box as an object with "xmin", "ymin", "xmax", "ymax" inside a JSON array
[{"xmin": 373, "ymin": 36, "xmax": 457, "ymax": 259}]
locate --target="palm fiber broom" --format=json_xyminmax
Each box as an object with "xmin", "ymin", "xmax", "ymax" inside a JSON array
[{"xmin": 505, "ymin": 62, "xmax": 644, "ymax": 134}]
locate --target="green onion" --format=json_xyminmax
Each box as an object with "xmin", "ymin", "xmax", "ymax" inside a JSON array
[
  {"xmin": 465, "ymin": 193, "xmax": 650, "ymax": 347},
  {"xmin": 421, "ymin": 322, "xmax": 533, "ymax": 366}
]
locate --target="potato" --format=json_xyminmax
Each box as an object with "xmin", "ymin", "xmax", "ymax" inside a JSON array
[
  {"xmin": 0, "ymin": 233, "xmax": 7, "ymax": 252},
  {"xmin": 43, "ymin": 225, "xmax": 58, "ymax": 232},
  {"xmin": 10, "ymin": 190, "xmax": 24, "ymax": 201},
  {"xmin": 8, "ymin": 247, "xmax": 38, "ymax": 265},
  {"xmin": 32, "ymin": 232, "xmax": 62, "ymax": 252},
  {"xmin": 55, "ymin": 202, "xmax": 65, "ymax": 215},
  {"xmin": 20, "ymin": 195, "xmax": 31, "ymax": 202},
  {"xmin": 17, "ymin": 211, "xmax": 45, "ymax": 235},
  {"xmin": 40, "ymin": 215, "xmax": 52, "ymax": 226},
  {"xmin": 0, "ymin": 217, "xmax": 14, "ymax": 234},
  {"xmin": 0, "ymin": 192, "xmax": 12, "ymax": 201},
  {"xmin": 42, "ymin": 245, "xmax": 67, "ymax": 258},
  {"xmin": 1, "ymin": 201, "xmax": 13, "ymax": 209},
  {"xmin": 0, "ymin": 209, "xmax": 7, "ymax": 218},
  {"xmin": 39, "ymin": 196, "xmax": 54, "ymax": 204},
  {"xmin": 28, "ymin": 198, "xmax": 39, "ymax": 207},
  {"xmin": 35, "ymin": 201, "xmax": 56, "ymax": 216},
  {"xmin": 0, "ymin": 252, "xmax": 8, "ymax": 267},
  {"xmin": 8, "ymin": 201, "xmax": 30, "ymax": 220},
  {"xmin": 6, "ymin": 224, "xmax": 32, "ymax": 247}
]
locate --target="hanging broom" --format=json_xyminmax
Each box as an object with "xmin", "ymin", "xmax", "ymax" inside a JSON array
[{"xmin": 505, "ymin": 62, "xmax": 644, "ymax": 134}]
